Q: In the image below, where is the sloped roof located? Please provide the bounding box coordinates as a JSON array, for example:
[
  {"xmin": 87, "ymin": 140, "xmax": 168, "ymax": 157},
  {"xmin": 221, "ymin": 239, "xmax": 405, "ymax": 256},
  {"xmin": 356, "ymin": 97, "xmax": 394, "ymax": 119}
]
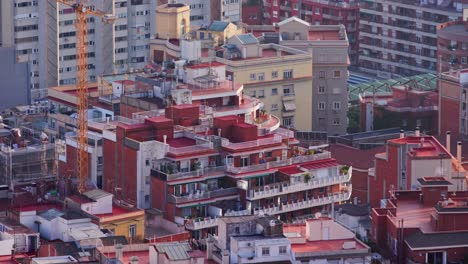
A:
[
  {"xmin": 83, "ymin": 189, "xmax": 113, "ymax": 201},
  {"xmin": 208, "ymin": 21, "xmax": 230, "ymax": 32},
  {"xmin": 155, "ymin": 242, "xmax": 192, "ymax": 260},
  {"xmin": 406, "ymin": 230, "xmax": 468, "ymax": 250},
  {"xmin": 236, "ymin": 33, "xmax": 258, "ymax": 45},
  {"xmin": 278, "ymin": 16, "xmax": 309, "ymax": 27}
]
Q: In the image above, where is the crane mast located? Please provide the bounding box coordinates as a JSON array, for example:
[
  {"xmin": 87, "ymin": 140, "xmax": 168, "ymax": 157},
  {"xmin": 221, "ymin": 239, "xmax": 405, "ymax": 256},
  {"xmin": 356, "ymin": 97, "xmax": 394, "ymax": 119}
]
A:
[{"xmin": 56, "ymin": 0, "xmax": 115, "ymax": 193}]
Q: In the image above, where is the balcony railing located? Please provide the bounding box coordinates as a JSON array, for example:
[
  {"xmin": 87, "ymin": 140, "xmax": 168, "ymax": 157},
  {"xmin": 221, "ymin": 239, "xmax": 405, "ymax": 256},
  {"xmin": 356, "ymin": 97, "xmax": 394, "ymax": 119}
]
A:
[
  {"xmin": 221, "ymin": 134, "xmax": 282, "ymax": 150},
  {"xmin": 167, "ymin": 187, "xmax": 238, "ymax": 203},
  {"xmin": 226, "ymin": 152, "xmax": 331, "ymax": 174},
  {"xmin": 157, "ymin": 166, "xmax": 226, "ymax": 181},
  {"xmin": 247, "ymin": 172, "xmax": 351, "ymax": 200},
  {"xmin": 253, "ymin": 188, "xmax": 352, "ymax": 215},
  {"xmin": 167, "ymin": 142, "xmax": 213, "ymax": 156},
  {"xmin": 185, "ymin": 209, "xmax": 251, "ymax": 230}
]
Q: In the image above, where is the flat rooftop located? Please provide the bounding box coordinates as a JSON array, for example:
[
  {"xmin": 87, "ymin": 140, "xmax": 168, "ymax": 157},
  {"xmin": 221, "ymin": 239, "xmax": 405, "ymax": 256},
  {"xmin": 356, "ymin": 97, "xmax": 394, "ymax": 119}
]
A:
[
  {"xmin": 308, "ymin": 30, "xmax": 341, "ymax": 41},
  {"xmin": 392, "ymin": 199, "xmax": 434, "ymax": 233},
  {"xmin": 390, "ymin": 136, "xmax": 451, "ymax": 158}
]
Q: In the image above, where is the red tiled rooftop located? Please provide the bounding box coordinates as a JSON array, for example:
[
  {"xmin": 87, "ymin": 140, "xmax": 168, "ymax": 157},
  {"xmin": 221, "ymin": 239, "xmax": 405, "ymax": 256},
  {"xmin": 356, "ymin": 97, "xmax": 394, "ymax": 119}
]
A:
[
  {"xmin": 166, "ymin": 137, "xmax": 196, "ymax": 148},
  {"xmin": 107, "ymin": 251, "xmax": 149, "ymax": 264},
  {"xmin": 308, "ymin": 30, "xmax": 341, "ymax": 41},
  {"xmin": 300, "ymin": 158, "xmax": 339, "ymax": 171},
  {"xmin": 390, "ymin": 136, "xmax": 451, "ymax": 158},
  {"xmin": 392, "ymin": 199, "xmax": 434, "ymax": 233},
  {"xmin": 94, "ymin": 205, "xmax": 139, "ymax": 219},
  {"xmin": 186, "ymin": 62, "xmax": 225, "ymax": 69},
  {"xmin": 14, "ymin": 203, "xmax": 61, "ymax": 213},
  {"xmin": 279, "ymin": 166, "xmax": 303, "ymax": 175},
  {"xmin": 290, "ymin": 238, "xmax": 367, "ymax": 253}
]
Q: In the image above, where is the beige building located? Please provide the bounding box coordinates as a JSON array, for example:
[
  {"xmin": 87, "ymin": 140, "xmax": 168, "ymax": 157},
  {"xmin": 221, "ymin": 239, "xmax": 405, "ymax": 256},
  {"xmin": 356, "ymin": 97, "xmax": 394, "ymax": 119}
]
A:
[
  {"xmin": 245, "ymin": 17, "xmax": 350, "ymax": 135},
  {"xmin": 216, "ymin": 33, "xmax": 314, "ymax": 130},
  {"xmin": 155, "ymin": 3, "xmax": 191, "ymax": 40}
]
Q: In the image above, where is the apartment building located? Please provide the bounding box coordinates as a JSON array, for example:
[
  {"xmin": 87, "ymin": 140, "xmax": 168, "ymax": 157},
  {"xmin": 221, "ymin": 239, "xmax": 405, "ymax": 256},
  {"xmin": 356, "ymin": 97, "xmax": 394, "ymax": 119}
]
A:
[
  {"xmin": 245, "ymin": 17, "xmax": 350, "ymax": 134},
  {"xmin": 359, "ymin": 0, "xmax": 467, "ymax": 78},
  {"xmin": 216, "ymin": 33, "xmax": 314, "ymax": 131},
  {"xmin": 368, "ymin": 132, "xmax": 466, "ymax": 208},
  {"xmin": 263, "ymin": 0, "xmax": 359, "ymax": 65},
  {"xmin": 437, "ymin": 20, "xmax": 468, "ymax": 73},
  {"xmin": 439, "ymin": 69, "xmax": 468, "ymax": 140},
  {"xmin": 0, "ymin": 0, "xmax": 156, "ymax": 100},
  {"xmin": 173, "ymin": 0, "xmax": 241, "ymax": 27},
  {"xmin": 372, "ymin": 183, "xmax": 468, "ymax": 263}
]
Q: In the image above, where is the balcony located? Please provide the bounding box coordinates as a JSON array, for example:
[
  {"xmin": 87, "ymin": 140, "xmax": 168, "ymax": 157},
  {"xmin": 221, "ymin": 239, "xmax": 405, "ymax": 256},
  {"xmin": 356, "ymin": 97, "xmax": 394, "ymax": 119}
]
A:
[
  {"xmin": 253, "ymin": 187, "xmax": 352, "ymax": 215},
  {"xmin": 226, "ymin": 152, "xmax": 331, "ymax": 174},
  {"xmin": 185, "ymin": 209, "xmax": 251, "ymax": 230},
  {"xmin": 247, "ymin": 171, "xmax": 352, "ymax": 200},
  {"xmin": 154, "ymin": 166, "xmax": 226, "ymax": 182},
  {"xmin": 167, "ymin": 142, "xmax": 214, "ymax": 156},
  {"xmin": 256, "ymin": 114, "xmax": 281, "ymax": 136},
  {"xmin": 221, "ymin": 134, "xmax": 283, "ymax": 151},
  {"xmin": 167, "ymin": 187, "xmax": 239, "ymax": 204}
]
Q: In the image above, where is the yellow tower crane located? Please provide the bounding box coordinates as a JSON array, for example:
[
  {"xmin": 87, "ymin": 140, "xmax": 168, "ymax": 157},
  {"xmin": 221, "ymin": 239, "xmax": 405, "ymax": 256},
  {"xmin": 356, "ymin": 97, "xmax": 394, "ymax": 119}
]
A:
[{"xmin": 56, "ymin": 0, "xmax": 115, "ymax": 193}]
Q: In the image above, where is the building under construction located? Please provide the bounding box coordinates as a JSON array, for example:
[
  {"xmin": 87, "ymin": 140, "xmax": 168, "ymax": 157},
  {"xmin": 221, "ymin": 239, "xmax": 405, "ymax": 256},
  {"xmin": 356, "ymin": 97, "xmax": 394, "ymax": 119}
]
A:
[{"xmin": 0, "ymin": 120, "xmax": 57, "ymax": 188}]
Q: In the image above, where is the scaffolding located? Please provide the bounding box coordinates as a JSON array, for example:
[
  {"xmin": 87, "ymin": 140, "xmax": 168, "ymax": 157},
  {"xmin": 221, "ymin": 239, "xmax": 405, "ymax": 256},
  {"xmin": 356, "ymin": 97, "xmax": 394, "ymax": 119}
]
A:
[{"xmin": 0, "ymin": 142, "xmax": 56, "ymax": 187}]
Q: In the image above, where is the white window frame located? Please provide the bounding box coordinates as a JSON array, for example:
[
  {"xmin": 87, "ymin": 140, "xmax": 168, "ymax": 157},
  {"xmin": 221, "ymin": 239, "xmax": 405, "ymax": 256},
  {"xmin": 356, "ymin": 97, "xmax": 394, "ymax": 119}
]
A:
[
  {"xmin": 250, "ymin": 73, "xmax": 256, "ymax": 81},
  {"xmin": 318, "ymin": 102, "xmax": 326, "ymax": 110}
]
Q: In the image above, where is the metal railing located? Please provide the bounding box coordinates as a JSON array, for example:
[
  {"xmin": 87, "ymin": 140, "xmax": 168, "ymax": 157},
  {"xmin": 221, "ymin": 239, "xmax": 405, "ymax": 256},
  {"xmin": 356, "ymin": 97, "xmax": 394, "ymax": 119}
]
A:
[
  {"xmin": 254, "ymin": 187, "xmax": 352, "ymax": 216},
  {"xmin": 167, "ymin": 187, "xmax": 238, "ymax": 203},
  {"xmin": 221, "ymin": 134, "xmax": 282, "ymax": 150},
  {"xmin": 248, "ymin": 172, "xmax": 351, "ymax": 200},
  {"xmin": 167, "ymin": 142, "xmax": 213, "ymax": 156},
  {"xmin": 162, "ymin": 166, "xmax": 226, "ymax": 181},
  {"xmin": 185, "ymin": 209, "xmax": 251, "ymax": 230},
  {"xmin": 226, "ymin": 152, "xmax": 331, "ymax": 174}
]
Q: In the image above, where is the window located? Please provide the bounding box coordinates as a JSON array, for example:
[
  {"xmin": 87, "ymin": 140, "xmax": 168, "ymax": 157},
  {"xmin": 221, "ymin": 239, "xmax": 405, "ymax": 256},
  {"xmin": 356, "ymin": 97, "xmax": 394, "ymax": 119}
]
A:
[
  {"xmin": 129, "ymin": 224, "xmax": 136, "ymax": 239},
  {"xmin": 426, "ymin": 252, "xmax": 444, "ymax": 264},
  {"xmin": 272, "ymin": 88, "xmax": 278, "ymax": 95},
  {"xmin": 333, "ymin": 118, "xmax": 340, "ymax": 125},
  {"xmin": 319, "ymin": 71, "xmax": 326, "ymax": 78},
  {"xmin": 235, "ymin": 227, "xmax": 240, "ymax": 234},
  {"xmin": 318, "ymin": 102, "xmax": 326, "ymax": 110},
  {"xmin": 272, "ymin": 71, "xmax": 278, "ymax": 78},
  {"xmin": 273, "ymin": 10, "xmax": 278, "ymax": 17},
  {"xmin": 251, "ymin": 90, "xmax": 256, "ymax": 97},
  {"xmin": 334, "ymin": 71, "xmax": 341, "ymax": 78},
  {"xmin": 262, "ymin": 247, "xmax": 270, "ymax": 256},
  {"xmin": 283, "ymin": 70, "xmax": 293, "ymax": 79},
  {"xmin": 416, "ymin": 119, "xmax": 421, "ymax": 126},
  {"xmin": 283, "ymin": 85, "xmax": 294, "ymax": 96},
  {"xmin": 265, "ymin": 151, "xmax": 272, "ymax": 157},
  {"xmin": 318, "ymin": 86, "xmax": 325, "ymax": 93},
  {"xmin": 258, "ymin": 89, "xmax": 265, "ymax": 98},
  {"xmin": 279, "ymin": 246, "xmax": 287, "ymax": 255},
  {"xmin": 462, "ymin": 57, "xmax": 467, "ymax": 64},
  {"xmin": 258, "ymin": 72, "xmax": 265, "ymax": 81},
  {"xmin": 273, "ymin": 0, "xmax": 277, "ymax": 5},
  {"xmin": 250, "ymin": 73, "xmax": 256, "ymax": 81},
  {"xmin": 271, "ymin": 104, "xmax": 278, "ymax": 111},
  {"xmin": 283, "ymin": 117, "xmax": 294, "ymax": 127},
  {"xmin": 333, "ymin": 102, "xmax": 341, "ymax": 110}
]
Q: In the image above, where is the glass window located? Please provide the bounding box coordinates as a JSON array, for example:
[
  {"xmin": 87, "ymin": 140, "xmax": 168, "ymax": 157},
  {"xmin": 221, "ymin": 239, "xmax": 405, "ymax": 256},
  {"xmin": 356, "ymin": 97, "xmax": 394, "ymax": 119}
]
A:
[
  {"xmin": 283, "ymin": 70, "xmax": 293, "ymax": 79},
  {"xmin": 272, "ymin": 71, "xmax": 278, "ymax": 78},
  {"xmin": 283, "ymin": 85, "xmax": 294, "ymax": 96},
  {"xmin": 319, "ymin": 71, "xmax": 326, "ymax": 78},
  {"xmin": 333, "ymin": 118, "xmax": 340, "ymax": 125},
  {"xmin": 250, "ymin": 73, "xmax": 256, "ymax": 81},
  {"xmin": 271, "ymin": 104, "xmax": 278, "ymax": 111},
  {"xmin": 262, "ymin": 247, "xmax": 270, "ymax": 256},
  {"xmin": 318, "ymin": 86, "xmax": 325, "ymax": 93},
  {"xmin": 129, "ymin": 224, "xmax": 136, "ymax": 239},
  {"xmin": 333, "ymin": 102, "xmax": 341, "ymax": 110},
  {"xmin": 258, "ymin": 90, "xmax": 265, "ymax": 98},
  {"xmin": 272, "ymin": 88, "xmax": 278, "ymax": 95},
  {"xmin": 318, "ymin": 102, "xmax": 326, "ymax": 110},
  {"xmin": 282, "ymin": 117, "xmax": 294, "ymax": 127},
  {"xmin": 258, "ymin": 72, "xmax": 265, "ymax": 81},
  {"xmin": 334, "ymin": 70, "xmax": 341, "ymax": 78},
  {"xmin": 279, "ymin": 246, "xmax": 287, "ymax": 255}
]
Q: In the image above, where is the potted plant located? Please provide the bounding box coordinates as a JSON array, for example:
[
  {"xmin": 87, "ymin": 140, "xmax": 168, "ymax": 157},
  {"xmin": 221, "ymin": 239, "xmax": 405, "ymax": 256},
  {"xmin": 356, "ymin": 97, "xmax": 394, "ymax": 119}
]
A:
[
  {"xmin": 166, "ymin": 163, "xmax": 174, "ymax": 174},
  {"xmin": 340, "ymin": 165, "xmax": 350, "ymax": 175},
  {"xmin": 304, "ymin": 173, "xmax": 311, "ymax": 183},
  {"xmin": 192, "ymin": 160, "xmax": 201, "ymax": 171}
]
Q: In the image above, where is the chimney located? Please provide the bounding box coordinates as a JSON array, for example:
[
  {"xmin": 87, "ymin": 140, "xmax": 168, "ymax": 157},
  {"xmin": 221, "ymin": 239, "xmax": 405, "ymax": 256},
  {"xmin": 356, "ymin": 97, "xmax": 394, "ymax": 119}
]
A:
[
  {"xmin": 218, "ymin": 128, "xmax": 222, "ymax": 137},
  {"xmin": 400, "ymin": 129, "xmax": 405, "ymax": 138},
  {"xmin": 163, "ymin": 135, "xmax": 167, "ymax": 144},
  {"xmin": 415, "ymin": 127, "xmax": 420, "ymax": 137},
  {"xmin": 115, "ymin": 244, "xmax": 123, "ymax": 260},
  {"xmin": 446, "ymin": 131, "xmax": 451, "ymax": 153},
  {"xmin": 457, "ymin": 141, "xmax": 462, "ymax": 163}
]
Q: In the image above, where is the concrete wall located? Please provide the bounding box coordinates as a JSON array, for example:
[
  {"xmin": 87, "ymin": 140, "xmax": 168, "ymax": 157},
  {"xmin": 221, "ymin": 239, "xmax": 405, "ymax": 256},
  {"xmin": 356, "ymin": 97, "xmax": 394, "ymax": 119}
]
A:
[{"xmin": 0, "ymin": 47, "xmax": 30, "ymax": 110}]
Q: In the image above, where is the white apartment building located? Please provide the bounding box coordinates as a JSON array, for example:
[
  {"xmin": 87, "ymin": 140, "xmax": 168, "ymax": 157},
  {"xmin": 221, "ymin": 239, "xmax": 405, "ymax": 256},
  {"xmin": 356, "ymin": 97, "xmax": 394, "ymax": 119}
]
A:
[
  {"xmin": 0, "ymin": 0, "xmax": 156, "ymax": 100},
  {"xmin": 359, "ymin": 0, "xmax": 467, "ymax": 78},
  {"xmin": 176, "ymin": 0, "xmax": 241, "ymax": 27}
]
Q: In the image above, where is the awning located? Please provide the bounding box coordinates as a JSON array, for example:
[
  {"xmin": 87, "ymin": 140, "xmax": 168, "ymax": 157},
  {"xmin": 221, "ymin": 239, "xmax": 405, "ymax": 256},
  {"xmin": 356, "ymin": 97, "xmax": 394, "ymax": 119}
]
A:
[{"xmin": 283, "ymin": 101, "xmax": 296, "ymax": 111}]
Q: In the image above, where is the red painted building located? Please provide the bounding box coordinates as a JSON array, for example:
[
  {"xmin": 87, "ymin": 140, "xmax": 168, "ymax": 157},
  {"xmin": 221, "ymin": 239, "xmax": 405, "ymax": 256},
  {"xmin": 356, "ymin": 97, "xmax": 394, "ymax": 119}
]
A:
[
  {"xmin": 262, "ymin": 0, "xmax": 359, "ymax": 64},
  {"xmin": 359, "ymin": 85, "xmax": 438, "ymax": 134},
  {"xmin": 372, "ymin": 178, "xmax": 468, "ymax": 263},
  {"xmin": 369, "ymin": 133, "xmax": 466, "ymax": 208}
]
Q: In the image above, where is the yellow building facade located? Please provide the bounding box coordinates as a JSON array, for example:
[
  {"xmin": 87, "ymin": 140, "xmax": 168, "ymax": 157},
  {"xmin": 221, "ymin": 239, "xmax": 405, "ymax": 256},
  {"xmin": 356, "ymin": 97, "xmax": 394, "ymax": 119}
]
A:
[{"xmin": 96, "ymin": 207, "xmax": 145, "ymax": 242}]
